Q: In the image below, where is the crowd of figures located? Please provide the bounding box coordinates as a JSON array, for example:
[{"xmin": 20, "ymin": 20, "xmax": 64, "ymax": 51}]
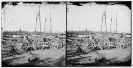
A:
[
  {"xmin": 2, "ymin": 34, "xmax": 66, "ymax": 57},
  {"xmin": 67, "ymin": 33, "xmax": 131, "ymax": 53}
]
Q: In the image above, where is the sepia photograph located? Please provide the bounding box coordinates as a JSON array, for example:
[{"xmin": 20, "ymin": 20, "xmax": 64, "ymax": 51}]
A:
[
  {"xmin": 1, "ymin": 1, "xmax": 132, "ymax": 67},
  {"xmin": 1, "ymin": 2, "xmax": 66, "ymax": 67},
  {"xmin": 66, "ymin": 2, "xmax": 131, "ymax": 66}
]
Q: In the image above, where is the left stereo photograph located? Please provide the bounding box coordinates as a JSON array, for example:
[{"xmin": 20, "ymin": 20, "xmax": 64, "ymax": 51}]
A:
[{"xmin": 1, "ymin": 2, "xmax": 66, "ymax": 67}]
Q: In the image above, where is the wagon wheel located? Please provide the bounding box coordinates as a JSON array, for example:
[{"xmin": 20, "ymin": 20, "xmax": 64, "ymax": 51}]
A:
[
  {"xmin": 115, "ymin": 40, "xmax": 126, "ymax": 49},
  {"xmin": 120, "ymin": 42, "xmax": 126, "ymax": 49},
  {"xmin": 21, "ymin": 43, "xmax": 29, "ymax": 50},
  {"xmin": 57, "ymin": 41, "xmax": 63, "ymax": 49},
  {"xmin": 53, "ymin": 42, "xmax": 58, "ymax": 49},
  {"xmin": 81, "ymin": 44, "xmax": 88, "ymax": 53},
  {"xmin": 88, "ymin": 39, "xmax": 96, "ymax": 49},
  {"xmin": 123, "ymin": 38, "xmax": 131, "ymax": 48},
  {"xmin": 88, "ymin": 42, "xmax": 96, "ymax": 50},
  {"xmin": 50, "ymin": 43, "xmax": 53, "ymax": 49},
  {"xmin": 58, "ymin": 42, "xmax": 63, "ymax": 49},
  {"xmin": 31, "ymin": 41, "xmax": 37, "ymax": 50},
  {"xmin": 36, "ymin": 40, "xmax": 44, "ymax": 50},
  {"xmin": 72, "ymin": 44, "xmax": 77, "ymax": 50},
  {"xmin": 60, "ymin": 41, "xmax": 64, "ymax": 48},
  {"xmin": 104, "ymin": 42, "xmax": 111, "ymax": 50},
  {"xmin": 55, "ymin": 42, "xmax": 60, "ymax": 49},
  {"xmin": 115, "ymin": 40, "xmax": 120, "ymax": 48},
  {"xmin": 50, "ymin": 42, "xmax": 58, "ymax": 49},
  {"xmin": 81, "ymin": 42, "xmax": 96, "ymax": 53},
  {"xmin": 37, "ymin": 41, "xmax": 44, "ymax": 50},
  {"xmin": 96, "ymin": 39, "xmax": 104, "ymax": 50},
  {"xmin": 100, "ymin": 38, "xmax": 110, "ymax": 50},
  {"xmin": 126, "ymin": 40, "xmax": 131, "ymax": 48},
  {"xmin": 41, "ymin": 43, "xmax": 50, "ymax": 50}
]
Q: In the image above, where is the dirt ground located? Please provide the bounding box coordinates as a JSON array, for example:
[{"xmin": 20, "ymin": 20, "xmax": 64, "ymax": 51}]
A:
[
  {"xmin": 2, "ymin": 32, "xmax": 66, "ymax": 67},
  {"xmin": 67, "ymin": 47, "xmax": 131, "ymax": 66},
  {"xmin": 2, "ymin": 47, "xmax": 66, "ymax": 67}
]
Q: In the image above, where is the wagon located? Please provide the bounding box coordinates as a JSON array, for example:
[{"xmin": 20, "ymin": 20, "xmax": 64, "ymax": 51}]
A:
[{"xmin": 76, "ymin": 38, "xmax": 96, "ymax": 53}]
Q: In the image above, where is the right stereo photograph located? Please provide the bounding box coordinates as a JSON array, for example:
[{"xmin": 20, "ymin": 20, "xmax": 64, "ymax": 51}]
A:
[{"xmin": 66, "ymin": 2, "xmax": 131, "ymax": 66}]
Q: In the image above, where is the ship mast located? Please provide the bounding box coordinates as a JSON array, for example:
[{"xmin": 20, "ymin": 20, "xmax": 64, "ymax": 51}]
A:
[
  {"xmin": 44, "ymin": 8, "xmax": 47, "ymax": 33},
  {"xmin": 105, "ymin": 6, "xmax": 107, "ymax": 32},
  {"xmin": 110, "ymin": 10, "xmax": 112, "ymax": 32},
  {"xmin": 49, "ymin": 7, "xmax": 52, "ymax": 33},
  {"xmin": 39, "ymin": 6, "xmax": 41, "ymax": 32},
  {"xmin": 116, "ymin": 10, "xmax": 117, "ymax": 33},
  {"xmin": 35, "ymin": 5, "xmax": 41, "ymax": 32},
  {"xmin": 35, "ymin": 8, "xmax": 37, "ymax": 32},
  {"xmin": 101, "ymin": 9, "xmax": 103, "ymax": 32}
]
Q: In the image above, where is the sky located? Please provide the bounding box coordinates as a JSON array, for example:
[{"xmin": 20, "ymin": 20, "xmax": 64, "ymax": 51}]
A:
[
  {"xmin": 1, "ymin": 3, "xmax": 131, "ymax": 33},
  {"xmin": 67, "ymin": 4, "xmax": 131, "ymax": 33},
  {"xmin": 2, "ymin": 3, "xmax": 66, "ymax": 33}
]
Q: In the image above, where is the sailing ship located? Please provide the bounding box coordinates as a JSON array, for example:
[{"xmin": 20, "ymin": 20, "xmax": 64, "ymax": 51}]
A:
[
  {"xmin": 101, "ymin": 5, "xmax": 117, "ymax": 33},
  {"xmin": 35, "ymin": 5, "xmax": 52, "ymax": 34}
]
